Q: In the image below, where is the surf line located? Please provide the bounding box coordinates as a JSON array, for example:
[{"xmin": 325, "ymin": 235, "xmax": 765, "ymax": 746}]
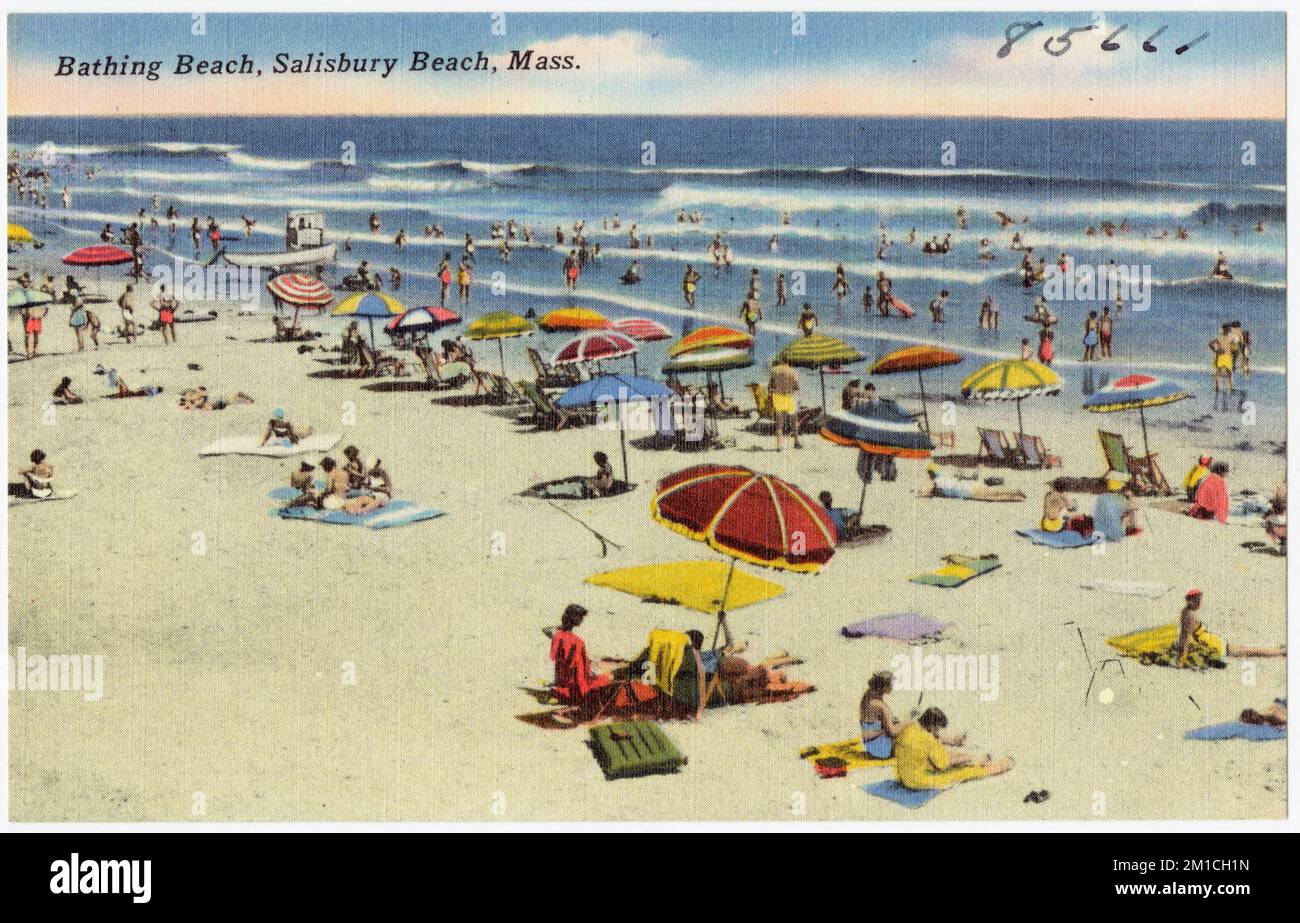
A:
[{"xmin": 272, "ymin": 53, "xmax": 400, "ymax": 79}]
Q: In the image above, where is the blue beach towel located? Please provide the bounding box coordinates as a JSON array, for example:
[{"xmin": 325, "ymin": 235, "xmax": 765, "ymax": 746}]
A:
[
  {"xmin": 268, "ymin": 488, "xmax": 444, "ymax": 530},
  {"xmin": 1184, "ymin": 721, "xmax": 1286, "ymax": 742},
  {"xmin": 860, "ymin": 778, "xmax": 944, "ymax": 808},
  {"xmin": 1016, "ymin": 528, "xmax": 1099, "ymax": 549}
]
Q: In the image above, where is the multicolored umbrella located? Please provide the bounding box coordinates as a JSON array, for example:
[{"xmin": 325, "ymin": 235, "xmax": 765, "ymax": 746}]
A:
[
  {"xmin": 868, "ymin": 344, "xmax": 964, "ymax": 432},
  {"xmin": 266, "ymin": 273, "xmax": 333, "ymax": 327},
  {"xmin": 538, "ymin": 306, "xmax": 610, "ymax": 332},
  {"xmin": 651, "ymin": 463, "xmax": 837, "ymax": 645},
  {"xmin": 8, "ymin": 287, "xmax": 53, "ymax": 310},
  {"xmin": 332, "ymin": 290, "xmax": 405, "ymax": 346},
  {"xmin": 386, "ymin": 306, "xmax": 461, "ymax": 335},
  {"xmin": 466, "ymin": 310, "xmax": 535, "ymax": 375},
  {"xmin": 961, "ymin": 358, "xmax": 1061, "ymax": 437},
  {"xmin": 821, "ymin": 398, "xmax": 935, "ymax": 514},
  {"xmin": 552, "ymin": 330, "xmax": 638, "ymax": 367},
  {"xmin": 775, "ymin": 334, "xmax": 866, "ymax": 409},
  {"xmin": 63, "ymin": 244, "xmax": 133, "ymax": 266},
  {"xmin": 557, "ymin": 374, "xmax": 672, "ymax": 481},
  {"xmin": 668, "ymin": 325, "xmax": 753, "ymax": 357},
  {"xmin": 1083, "ymin": 373, "xmax": 1192, "ymax": 460},
  {"xmin": 613, "ymin": 317, "xmax": 672, "ymax": 342},
  {"xmin": 662, "ymin": 347, "xmax": 754, "ymax": 375},
  {"xmin": 8, "ymin": 223, "xmax": 35, "ymax": 244}
]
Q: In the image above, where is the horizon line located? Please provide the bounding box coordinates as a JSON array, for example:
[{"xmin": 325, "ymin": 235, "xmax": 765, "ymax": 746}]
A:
[{"xmin": 8, "ymin": 113, "xmax": 1288, "ymax": 122}]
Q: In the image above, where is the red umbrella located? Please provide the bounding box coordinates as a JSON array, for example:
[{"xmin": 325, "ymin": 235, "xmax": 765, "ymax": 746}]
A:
[
  {"xmin": 63, "ymin": 245, "xmax": 133, "ymax": 267},
  {"xmin": 651, "ymin": 464, "xmax": 837, "ymax": 647},
  {"xmin": 614, "ymin": 317, "xmax": 672, "ymax": 342},
  {"xmin": 266, "ymin": 273, "xmax": 333, "ymax": 326},
  {"xmin": 552, "ymin": 330, "xmax": 638, "ymax": 370}
]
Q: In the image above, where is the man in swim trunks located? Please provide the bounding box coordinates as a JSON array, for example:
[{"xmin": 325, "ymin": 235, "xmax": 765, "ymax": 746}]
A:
[
  {"xmin": 153, "ymin": 284, "xmax": 178, "ymax": 344},
  {"xmin": 768, "ymin": 358, "xmax": 801, "ymax": 450}
]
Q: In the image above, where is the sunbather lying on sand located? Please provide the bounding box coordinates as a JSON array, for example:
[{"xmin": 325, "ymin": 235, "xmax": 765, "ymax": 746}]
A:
[
  {"xmin": 106, "ymin": 369, "xmax": 161, "ymax": 398},
  {"xmin": 179, "ymin": 387, "xmax": 254, "ymax": 411},
  {"xmin": 894, "ymin": 707, "xmax": 1013, "ymax": 791},
  {"xmin": 1240, "ymin": 698, "xmax": 1287, "ymax": 728},
  {"xmin": 917, "ymin": 465, "xmax": 1025, "ymax": 502},
  {"xmin": 261, "ymin": 408, "xmax": 312, "ymax": 446}
]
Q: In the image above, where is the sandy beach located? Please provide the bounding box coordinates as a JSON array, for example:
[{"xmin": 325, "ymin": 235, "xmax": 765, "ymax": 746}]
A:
[{"xmin": 7, "ymin": 268, "xmax": 1286, "ymax": 822}]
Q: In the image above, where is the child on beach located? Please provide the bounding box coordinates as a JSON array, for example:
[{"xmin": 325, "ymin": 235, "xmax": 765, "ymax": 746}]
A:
[{"xmin": 11, "ymin": 449, "xmax": 54, "ymax": 500}]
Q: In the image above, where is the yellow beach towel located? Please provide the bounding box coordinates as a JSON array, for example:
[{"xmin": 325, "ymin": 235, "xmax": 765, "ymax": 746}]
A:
[
  {"xmin": 1107, "ymin": 622, "xmax": 1226, "ymax": 668},
  {"xmin": 799, "ymin": 739, "xmax": 895, "ymax": 773},
  {"xmin": 646, "ymin": 629, "xmax": 689, "ymax": 696}
]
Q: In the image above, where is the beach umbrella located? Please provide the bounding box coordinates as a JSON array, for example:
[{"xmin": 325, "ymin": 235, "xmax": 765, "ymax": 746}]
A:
[
  {"xmin": 552, "ymin": 330, "xmax": 638, "ymax": 370},
  {"xmin": 775, "ymin": 333, "xmax": 866, "ymax": 410},
  {"xmin": 386, "ymin": 306, "xmax": 461, "ymax": 336},
  {"xmin": 587, "ymin": 561, "xmax": 784, "ymax": 614},
  {"xmin": 668, "ymin": 324, "xmax": 753, "ymax": 357},
  {"xmin": 63, "ymin": 243, "xmax": 135, "ymax": 292},
  {"xmin": 651, "ymin": 464, "xmax": 837, "ymax": 648},
  {"xmin": 662, "ymin": 347, "xmax": 755, "ymax": 375},
  {"xmin": 333, "ymin": 290, "xmax": 405, "ymax": 346},
  {"xmin": 868, "ymin": 344, "xmax": 964, "ymax": 432},
  {"xmin": 1082, "ymin": 373, "xmax": 1192, "ymax": 461},
  {"xmin": 821, "ymin": 399, "xmax": 936, "ymax": 514},
  {"xmin": 8, "ymin": 287, "xmax": 53, "ymax": 310},
  {"xmin": 265, "ymin": 273, "xmax": 333, "ymax": 327},
  {"xmin": 466, "ymin": 309, "xmax": 535, "ymax": 375},
  {"xmin": 8, "ymin": 223, "xmax": 35, "ymax": 245},
  {"xmin": 613, "ymin": 317, "xmax": 672, "ymax": 342},
  {"xmin": 960, "ymin": 358, "xmax": 1061, "ymax": 438},
  {"xmin": 538, "ymin": 306, "xmax": 610, "ymax": 332},
  {"xmin": 556, "ymin": 373, "xmax": 672, "ymax": 481}
]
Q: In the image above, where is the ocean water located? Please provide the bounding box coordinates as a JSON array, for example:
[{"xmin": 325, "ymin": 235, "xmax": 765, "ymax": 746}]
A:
[{"xmin": 7, "ymin": 115, "xmax": 1287, "ymax": 428}]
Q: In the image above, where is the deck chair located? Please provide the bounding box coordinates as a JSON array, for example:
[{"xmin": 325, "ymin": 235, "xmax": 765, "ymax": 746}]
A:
[
  {"xmin": 517, "ymin": 379, "xmax": 590, "ymax": 430},
  {"xmin": 1016, "ymin": 432, "xmax": 1062, "ymax": 469},
  {"xmin": 977, "ymin": 427, "xmax": 1022, "ymax": 466},
  {"xmin": 1098, "ymin": 430, "xmax": 1172, "ymax": 496},
  {"xmin": 748, "ymin": 382, "xmax": 822, "ymax": 433},
  {"xmin": 527, "ymin": 347, "xmax": 581, "ymax": 390}
]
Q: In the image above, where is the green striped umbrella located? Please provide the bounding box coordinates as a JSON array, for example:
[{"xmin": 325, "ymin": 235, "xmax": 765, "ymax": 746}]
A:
[{"xmin": 775, "ymin": 334, "xmax": 866, "ymax": 409}]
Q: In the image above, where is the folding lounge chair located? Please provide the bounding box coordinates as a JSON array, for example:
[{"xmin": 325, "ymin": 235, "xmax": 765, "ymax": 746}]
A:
[
  {"xmin": 1097, "ymin": 430, "xmax": 1171, "ymax": 496},
  {"xmin": 748, "ymin": 382, "xmax": 823, "ymax": 434},
  {"xmin": 977, "ymin": 427, "xmax": 1022, "ymax": 466},
  {"xmin": 1017, "ymin": 432, "xmax": 1061, "ymax": 469},
  {"xmin": 527, "ymin": 347, "xmax": 581, "ymax": 391},
  {"xmin": 517, "ymin": 379, "xmax": 590, "ymax": 430}
]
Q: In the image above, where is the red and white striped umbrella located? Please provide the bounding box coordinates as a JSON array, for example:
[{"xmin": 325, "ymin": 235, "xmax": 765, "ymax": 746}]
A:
[
  {"xmin": 613, "ymin": 317, "xmax": 672, "ymax": 342},
  {"xmin": 265, "ymin": 273, "xmax": 333, "ymax": 306},
  {"xmin": 552, "ymin": 330, "xmax": 639, "ymax": 366}
]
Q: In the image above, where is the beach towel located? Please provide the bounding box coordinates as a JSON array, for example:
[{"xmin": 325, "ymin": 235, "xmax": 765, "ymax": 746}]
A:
[
  {"xmin": 800, "ymin": 739, "xmax": 895, "ymax": 777},
  {"xmin": 589, "ymin": 721, "xmax": 686, "ymax": 780},
  {"xmin": 909, "ymin": 554, "xmax": 1001, "ymax": 588},
  {"xmin": 1078, "ymin": 579, "xmax": 1169, "ymax": 599},
  {"xmin": 1016, "ymin": 528, "xmax": 1100, "ymax": 549},
  {"xmin": 1185, "ymin": 721, "xmax": 1286, "ymax": 742},
  {"xmin": 646, "ymin": 629, "xmax": 689, "ymax": 696},
  {"xmin": 8, "ymin": 489, "xmax": 77, "ymax": 507},
  {"xmin": 1107, "ymin": 622, "xmax": 1226, "ymax": 670},
  {"xmin": 200, "ymin": 433, "xmax": 341, "ymax": 457},
  {"xmin": 860, "ymin": 778, "xmax": 944, "ymax": 809},
  {"xmin": 841, "ymin": 613, "xmax": 950, "ymax": 642},
  {"xmin": 273, "ymin": 499, "xmax": 444, "ymax": 530}
]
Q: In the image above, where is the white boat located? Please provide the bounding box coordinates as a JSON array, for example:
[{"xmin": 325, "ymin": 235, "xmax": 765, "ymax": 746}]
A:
[
  {"xmin": 220, "ymin": 210, "xmax": 336, "ymax": 269},
  {"xmin": 221, "ymin": 241, "xmax": 337, "ymax": 269}
]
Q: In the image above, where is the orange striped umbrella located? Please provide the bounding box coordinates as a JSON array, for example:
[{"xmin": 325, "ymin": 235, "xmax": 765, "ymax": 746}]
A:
[
  {"xmin": 668, "ymin": 325, "xmax": 753, "ymax": 357},
  {"xmin": 867, "ymin": 344, "xmax": 963, "ymax": 432},
  {"xmin": 538, "ymin": 306, "xmax": 610, "ymax": 332}
]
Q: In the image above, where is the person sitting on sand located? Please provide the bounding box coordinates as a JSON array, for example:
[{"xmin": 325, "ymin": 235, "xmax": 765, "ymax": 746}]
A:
[
  {"xmin": 261, "ymin": 408, "xmax": 310, "ymax": 446},
  {"xmin": 342, "ymin": 446, "xmax": 366, "ymax": 490},
  {"xmin": 1184, "ymin": 455, "xmax": 1212, "ymax": 501},
  {"xmin": 1040, "ymin": 487, "xmax": 1079, "ymax": 532},
  {"xmin": 1175, "ymin": 589, "xmax": 1286, "ymax": 669},
  {"xmin": 1093, "ymin": 485, "xmax": 1139, "ymax": 541},
  {"xmin": 52, "ymin": 376, "xmax": 82, "ymax": 405},
  {"xmin": 894, "ymin": 708, "xmax": 1013, "ymax": 791},
  {"xmin": 1188, "ymin": 460, "xmax": 1230, "ymax": 524},
  {"xmin": 317, "ymin": 457, "xmax": 351, "ymax": 511},
  {"xmin": 365, "ymin": 457, "xmax": 392, "ymax": 503},
  {"xmin": 1264, "ymin": 479, "xmax": 1287, "ymax": 550},
  {"xmin": 918, "ymin": 464, "xmax": 1025, "ymax": 502},
  {"xmin": 548, "ymin": 604, "xmax": 613, "ymax": 705},
  {"xmin": 12, "ymin": 449, "xmax": 54, "ymax": 499},
  {"xmin": 283, "ymin": 462, "xmax": 319, "ymax": 509},
  {"xmin": 859, "ymin": 671, "xmax": 910, "ymax": 759},
  {"xmin": 584, "ymin": 451, "xmax": 615, "ymax": 497},
  {"xmin": 818, "ymin": 490, "xmax": 863, "ymax": 542}
]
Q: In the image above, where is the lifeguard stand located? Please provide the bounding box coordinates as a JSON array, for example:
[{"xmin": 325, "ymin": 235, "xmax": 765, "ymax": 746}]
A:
[{"xmin": 285, "ymin": 211, "xmax": 325, "ymax": 250}]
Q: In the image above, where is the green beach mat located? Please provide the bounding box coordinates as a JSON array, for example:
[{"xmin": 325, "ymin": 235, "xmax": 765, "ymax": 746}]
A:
[
  {"xmin": 909, "ymin": 554, "xmax": 1002, "ymax": 589},
  {"xmin": 589, "ymin": 721, "xmax": 687, "ymax": 780}
]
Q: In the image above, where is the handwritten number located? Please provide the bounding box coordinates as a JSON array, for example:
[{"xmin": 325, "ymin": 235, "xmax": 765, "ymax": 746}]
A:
[
  {"xmin": 1142, "ymin": 25, "xmax": 1167, "ymax": 53},
  {"xmin": 1100, "ymin": 25, "xmax": 1127, "ymax": 51},
  {"xmin": 1176, "ymin": 32, "xmax": 1209, "ymax": 55},
  {"xmin": 1044, "ymin": 24, "xmax": 1097, "ymax": 58},
  {"xmin": 997, "ymin": 21, "xmax": 1043, "ymax": 58}
]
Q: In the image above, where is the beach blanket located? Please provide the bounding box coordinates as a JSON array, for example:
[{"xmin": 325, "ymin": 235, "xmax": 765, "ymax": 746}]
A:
[
  {"xmin": 800, "ymin": 739, "xmax": 894, "ymax": 777},
  {"xmin": 1078, "ymin": 578, "xmax": 1169, "ymax": 599},
  {"xmin": 860, "ymin": 778, "xmax": 944, "ymax": 808},
  {"xmin": 8, "ymin": 489, "xmax": 77, "ymax": 507},
  {"xmin": 1107, "ymin": 622, "xmax": 1226, "ymax": 670},
  {"xmin": 1016, "ymin": 528, "xmax": 1100, "ymax": 549},
  {"xmin": 1185, "ymin": 721, "xmax": 1286, "ymax": 742},
  {"xmin": 273, "ymin": 498, "xmax": 444, "ymax": 530},
  {"xmin": 909, "ymin": 554, "xmax": 1001, "ymax": 588},
  {"xmin": 841, "ymin": 613, "xmax": 949, "ymax": 642},
  {"xmin": 200, "ymin": 433, "xmax": 341, "ymax": 457},
  {"xmin": 521, "ymin": 476, "xmax": 634, "ymax": 500}
]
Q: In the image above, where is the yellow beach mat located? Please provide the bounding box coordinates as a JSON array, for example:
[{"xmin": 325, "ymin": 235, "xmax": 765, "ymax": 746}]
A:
[
  {"xmin": 587, "ymin": 560, "xmax": 784, "ymax": 614},
  {"xmin": 1107, "ymin": 622, "xmax": 1226, "ymax": 669},
  {"xmin": 799, "ymin": 739, "xmax": 895, "ymax": 775}
]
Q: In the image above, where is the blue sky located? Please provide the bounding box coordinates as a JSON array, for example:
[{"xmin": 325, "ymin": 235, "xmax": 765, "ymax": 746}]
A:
[{"xmin": 8, "ymin": 11, "xmax": 1286, "ymax": 118}]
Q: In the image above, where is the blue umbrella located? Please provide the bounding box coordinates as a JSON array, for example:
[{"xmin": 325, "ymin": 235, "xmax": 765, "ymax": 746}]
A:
[
  {"xmin": 557, "ymin": 374, "xmax": 672, "ymax": 481},
  {"xmin": 821, "ymin": 398, "xmax": 935, "ymax": 514}
]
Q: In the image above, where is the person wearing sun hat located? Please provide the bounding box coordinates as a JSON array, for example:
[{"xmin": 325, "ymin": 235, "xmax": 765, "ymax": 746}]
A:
[{"xmin": 260, "ymin": 407, "xmax": 311, "ymax": 447}]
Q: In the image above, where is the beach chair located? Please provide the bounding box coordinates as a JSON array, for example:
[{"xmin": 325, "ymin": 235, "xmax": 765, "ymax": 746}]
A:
[
  {"xmin": 517, "ymin": 379, "xmax": 591, "ymax": 430},
  {"xmin": 1098, "ymin": 430, "xmax": 1172, "ymax": 496},
  {"xmin": 527, "ymin": 347, "xmax": 581, "ymax": 390},
  {"xmin": 747, "ymin": 382, "xmax": 822, "ymax": 433},
  {"xmin": 977, "ymin": 427, "xmax": 1022, "ymax": 467},
  {"xmin": 1016, "ymin": 432, "xmax": 1062, "ymax": 469}
]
